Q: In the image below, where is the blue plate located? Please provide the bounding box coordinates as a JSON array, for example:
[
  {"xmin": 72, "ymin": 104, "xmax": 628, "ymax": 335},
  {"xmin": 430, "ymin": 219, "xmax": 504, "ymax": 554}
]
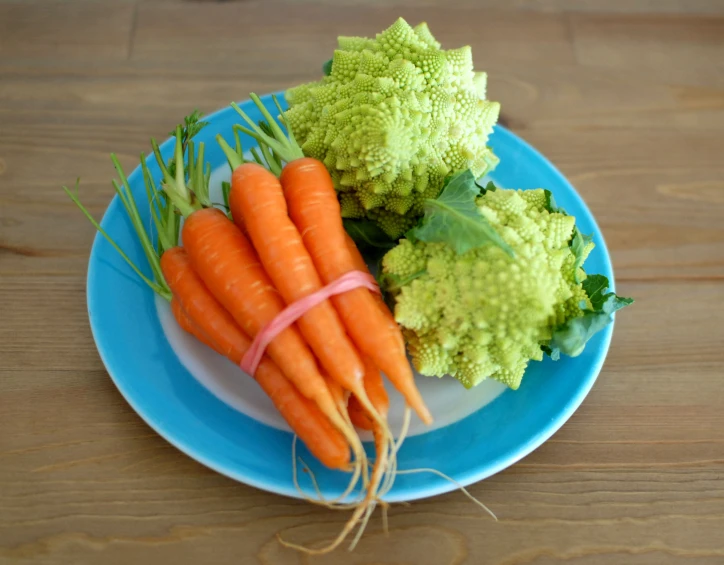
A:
[{"xmin": 87, "ymin": 93, "xmax": 616, "ymax": 502}]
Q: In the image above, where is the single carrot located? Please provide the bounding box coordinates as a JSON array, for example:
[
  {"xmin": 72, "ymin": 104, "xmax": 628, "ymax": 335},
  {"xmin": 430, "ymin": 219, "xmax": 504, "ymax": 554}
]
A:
[
  {"xmin": 344, "ymin": 357, "xmax": 392, "ymax": 547},
  {"xmin": 348, "ymin": 356, "xmax": 389, "ymax": 430},
  {"xmin": 226, "ymin": 161, "xmax": 366, "ymax": 396},
  {"xmin": 162, "ymin": 247, "xmax": 350, "ymax": 470},
  {"xmin": 171, "ymin": 298, "xmax": 217, "ymax": 350},
  {"xmin": 361, "ymin": 355, "xmax": 390, "ymax": 418},
  {"xmin": 325, "ymin": 373, "xmax": 348, "ymax": 413},
  {"xmin": 281, "ymin": 158, "xmax": 432, "ymax": 425},
  {"xmin": 347, "ymin": 395, "xmax": 372, "ymax": 431},
  {"xmin": 344, "ymin": 233, "xmax": 397, "ymax": 325}
]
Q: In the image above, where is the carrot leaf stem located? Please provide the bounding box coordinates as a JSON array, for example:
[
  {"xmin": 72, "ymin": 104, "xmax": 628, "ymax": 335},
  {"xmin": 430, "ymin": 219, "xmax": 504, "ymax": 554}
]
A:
[
  {"xmin": 216, "ymin": 134, "xmax": 244, "ymax": 171},
  {"xmin": 141, "ymin": 160, "xmax": 167, "ymax": 252},
  {"xmin": 204, "ymin": 162, "xmax": 211, "ymax": 195},
  {"xmin": 195, "ymin": 143, "xmax": 205, "ymax": 202},
  {"xmin": 110, "ymin": 176, "xmax": 165, "ymax": 289},
  {"xmin": 229, "ymin": 95, "xmax": 304, "ymax": 167},
  {"xmin": 141, "ymin": 155, "xmax": 178, "ymax": 255},
  {"xmin": 153, "ymin": 129, "xmax": 201, "ymax": 219},
  {"xmin": 196, "ymin": 143, "xmax": 209, "ymax": 206},
  {"xmin": 63, "ymin": 182, "xmax": 172, "ymax": 301},
  {"xmin": 230, "ymin": 101, "xmax": 302, "ymax": 164},
  {"xmin": 187, "ymin": 141, "xmax": 196, "ymax": 194},
  {"xmin": 249, "ymin": 146, "xmax": 265, "ymax": 167},
  {"xmin": 258, "ymin": 139, "xmax": 283, "ymax": 176},
  {"xmin": 151, "ymin": 138, "xmax": 171, "ymax": 180},
  {"xmin": 166, "ymin": 192, "xmax": 180, "ymax": 247},
  {"xmin": 221, "ymin": 181, "xmax": 232, "ymax": 215},
  {"xmin": 271, "ymin": 94, "xmax": 304, "ymax": 156},
  {"xmin": 173, "ymin": 126, "xmax": 187, "ymax": 197},
  {"xmin": 161, "ymin": 184, "xmax": 197, "ymax": 219},
  {"xmin": 233, "ymin": 128, "xmax": 243, "ymax": 156},
  {"xmin": 110, "ymin": 154, "xmax": 165, "ymax": 282}
]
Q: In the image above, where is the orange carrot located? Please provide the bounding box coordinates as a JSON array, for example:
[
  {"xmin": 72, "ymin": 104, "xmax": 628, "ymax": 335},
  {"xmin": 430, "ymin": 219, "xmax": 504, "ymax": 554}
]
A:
[
  {"xmin": 359, "ymin": 357, "xmax": 392, "ymax": 517},
  {"xmin": 361, "ymin": 356, "xmax": 390, "ymax": 418},
  {"xmin": 325, "ymin": 373, "xmax": 347, "ymax": 413},
  {"xmin": 344, "ymin": 233, "xmax": 397, "ymax": 325},
  {"xmin": 171, "ymin": 298, "xmax": 218, "ymax": 350},
  {"xmin": 347, "ymin": 395, "xmax": 373, "ymax": 431},
  {"xmin": 162, "ymin": 250, "xmax": 350, "ymax": 470},
  {"xmin": 280, "ymin": 158, "xmax": 432, "ymax": 425},
  {"xmin": 348, "ymin": 356, "xmax": 389, "ymax": 430},
  {"xmin": 228, "ymin": 162, "xmax": 366, "ymax": 396}
]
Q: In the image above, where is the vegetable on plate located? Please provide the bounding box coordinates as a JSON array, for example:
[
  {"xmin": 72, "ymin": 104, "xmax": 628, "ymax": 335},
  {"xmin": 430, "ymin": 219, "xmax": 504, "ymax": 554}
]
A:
[
  {"xmin": 284, "ymin": 17, "xmax": 501, "ymax": 240},
  {"xmin": 379, "ymin": 170, "xmax": 633, "ymax": 389}
]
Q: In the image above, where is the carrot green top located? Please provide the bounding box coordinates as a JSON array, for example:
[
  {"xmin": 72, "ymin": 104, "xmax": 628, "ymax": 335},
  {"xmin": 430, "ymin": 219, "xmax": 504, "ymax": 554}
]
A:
[
  {"xmin": 64, "ymin": 111, "xmax": 212, "ymax": 301},
  {"xmin": 217, "ymin": 93, "xmax": 305, "ymax": 176}
]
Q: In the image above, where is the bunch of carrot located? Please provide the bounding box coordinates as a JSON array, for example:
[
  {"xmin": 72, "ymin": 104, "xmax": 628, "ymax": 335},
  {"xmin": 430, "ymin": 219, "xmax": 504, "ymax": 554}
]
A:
[{"xmin": 66, "ymin": 98, "xmax": 432, "ymax": 553}]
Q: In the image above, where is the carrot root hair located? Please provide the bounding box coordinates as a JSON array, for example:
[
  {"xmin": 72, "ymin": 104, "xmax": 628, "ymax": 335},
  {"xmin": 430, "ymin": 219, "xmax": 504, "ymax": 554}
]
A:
[
  {"xmin": 278, "ymin": 394, "xmax": 399, "ymax": 554},
  {"xmin": 392, "ymin": 467, "xmax": 497, "ymax": 521},
  {"xmin": 291, "ymin": 435, "xmax": 366, "ymax": 510},
  {"xmin": 284, "ymin": 404, "xmax": 495, "ymax": 554},
  {"xmin": 278, "ymin": 427, "xmax": 391, "ymax": 555},
  {"xmin": 314, "ymin": 406, "xmax": 369, "ymax": 507}
]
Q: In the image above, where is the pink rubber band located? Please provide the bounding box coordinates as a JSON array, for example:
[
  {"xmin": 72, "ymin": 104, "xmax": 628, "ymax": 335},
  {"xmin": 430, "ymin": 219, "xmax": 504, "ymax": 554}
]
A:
[{"xmin": 240, "ymin": 270, "xmax": 381, "ymax": 376}]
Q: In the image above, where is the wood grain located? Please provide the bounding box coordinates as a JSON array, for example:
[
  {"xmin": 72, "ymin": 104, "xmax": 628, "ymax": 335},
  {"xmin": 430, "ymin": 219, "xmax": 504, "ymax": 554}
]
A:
[
  {"xmin": 0, "ymin": 3, "xmax": 136, "ymax": 61},
  {"xmin": 1, "ymin": 1, "xmax": 723, "ymax": 564}
]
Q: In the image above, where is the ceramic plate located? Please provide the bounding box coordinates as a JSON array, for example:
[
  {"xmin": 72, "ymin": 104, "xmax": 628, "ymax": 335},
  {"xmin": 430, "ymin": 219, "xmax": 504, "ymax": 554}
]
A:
[{"xmin": 86, "ymin": 93, "xmax": 616, "ymax": 502}]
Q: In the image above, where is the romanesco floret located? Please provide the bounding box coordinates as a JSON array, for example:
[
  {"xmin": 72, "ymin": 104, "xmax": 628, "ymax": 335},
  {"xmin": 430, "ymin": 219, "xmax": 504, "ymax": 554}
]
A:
[
  {"xmin": 381, "ymin": 188, "xmax": 593, "ymax": 389},
  {"xmin": 285, "ymin": 18, "xmax": 501, "ymax": 238}
]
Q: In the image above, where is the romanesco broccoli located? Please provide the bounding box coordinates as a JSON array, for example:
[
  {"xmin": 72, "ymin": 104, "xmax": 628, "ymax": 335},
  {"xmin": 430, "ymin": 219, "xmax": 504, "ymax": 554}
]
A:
[
  {"xmin": 380, "ymin": 183, "xmax": 631, "ymax": 390},
  {"xmin": 284, "ymin": 18, "xmax": 501, "ymax": 238}
]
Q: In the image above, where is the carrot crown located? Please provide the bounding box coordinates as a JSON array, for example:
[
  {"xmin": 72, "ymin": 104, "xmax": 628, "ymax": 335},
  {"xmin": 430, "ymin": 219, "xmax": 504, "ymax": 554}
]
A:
[
  {"xmin": 64, "ymin": 154, "xmax": 173, "ymax": 301},
  {"xmin": 65, "ymin": 111, "xmax": 211, "ymax": 301},
  {"xmin": 148, "ymin": 124, "xmax": 218, "ymax": 223},
  {"xmin": 220, "ymin": 93, "xmax": 305, "ymax": 174},
  {"xmin": 215, "ymin": 125, "xmax": 255, "ymax": 173}
]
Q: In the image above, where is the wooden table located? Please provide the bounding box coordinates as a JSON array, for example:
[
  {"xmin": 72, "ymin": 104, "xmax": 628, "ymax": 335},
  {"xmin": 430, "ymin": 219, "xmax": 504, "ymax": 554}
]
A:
[{"xmin": 2, "ymin": 1, "xmax": 723, "ymax": 563}]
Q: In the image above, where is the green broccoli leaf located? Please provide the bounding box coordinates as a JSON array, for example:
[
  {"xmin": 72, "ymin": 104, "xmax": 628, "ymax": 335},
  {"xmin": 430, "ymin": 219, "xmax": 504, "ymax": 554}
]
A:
[
  {"xmin": 571, "ymin": 229, "xmax": 594, "ymax": 283},
  {"xmin": 582, "ymin": 275, "xmax": 633, "ymax": 315},
  {"xmin": 580, "ymin": 274, "xmax": 610, "ymax": 310},
  {"xmin": 543, "ymin": 189, "xmax": 562, "ymax": 214},
  {"xmin": 378, "ymin": 269, "xmax": 427, "ymax": 294},
  {"xmin": 343, "ymin": 218, "xmax": 397, "ymax": 250},
  {"xmin": 543, "ymin": 190, "xmax": 593, "ymax": 283},
  {"xmin": 545, "ymin": 275, "xmax": 633, "ymax": 360},
  {"xmin": 322, "ymin": 58, "xmax": 333, "ymax": 76},
  {"xmin": 407, "ymin": 170, "xmax": 513, "ymax": 256},
  {"xmin": 476, "ymin": 179, "xmax": 497, "ymax": 195}
]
